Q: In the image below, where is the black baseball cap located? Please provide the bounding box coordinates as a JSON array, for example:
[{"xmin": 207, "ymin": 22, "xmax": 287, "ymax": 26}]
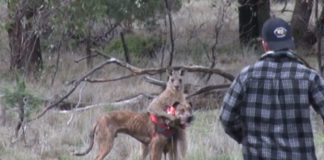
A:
[{"xmin": 262, "ymin": 18, "xmax": 295, "ymax": 51}]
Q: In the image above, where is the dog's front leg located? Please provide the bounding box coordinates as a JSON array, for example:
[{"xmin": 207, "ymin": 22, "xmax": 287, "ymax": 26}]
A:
[
  {"xmin": 168, "ymin": 137, "xmax": 178, "ymax": 160},
  {"xmin": 149, "ymin": 135, "xmax": 167, "ymax": 160}
]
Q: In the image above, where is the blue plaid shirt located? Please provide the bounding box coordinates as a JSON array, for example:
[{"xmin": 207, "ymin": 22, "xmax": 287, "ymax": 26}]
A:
[{"xmin": 220, "ymin": 51, "xmax": 324, "ymax": 160}]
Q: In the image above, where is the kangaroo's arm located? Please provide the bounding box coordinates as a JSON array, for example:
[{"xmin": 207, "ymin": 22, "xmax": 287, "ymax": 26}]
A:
[{"xmin": 148, "ymin": 101, "xmax": 175, "ymax": 121}]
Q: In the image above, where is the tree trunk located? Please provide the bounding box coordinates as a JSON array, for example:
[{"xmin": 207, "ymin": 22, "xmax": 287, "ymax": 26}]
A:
[
  {"xmin": 291, "ymin": 0, "xmax": 316, "ymax": 48},
  {"xmin": 7, "ymin": 1, "xmax": 42, "ymax": 74},
  {"xmin": 238, "ymin": 0, "xmax": 270, "ymax": 45},
  {"xmin": 256, "ymin": 0, "xmax": 270, "ymax": 35}
]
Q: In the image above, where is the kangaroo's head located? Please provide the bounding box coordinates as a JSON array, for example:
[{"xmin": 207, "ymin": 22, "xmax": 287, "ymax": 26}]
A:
[{"xmin": 166, "ymin": 68, "xmax": 184, "ymax": 92}]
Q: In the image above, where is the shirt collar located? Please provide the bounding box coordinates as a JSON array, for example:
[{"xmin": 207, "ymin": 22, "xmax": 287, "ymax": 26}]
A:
[{"xmin": 260, "ymin": 50, "xmax": 294, "ymax": 59}]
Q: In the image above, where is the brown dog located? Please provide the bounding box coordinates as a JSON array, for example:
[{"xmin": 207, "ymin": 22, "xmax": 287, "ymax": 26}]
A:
[{"xmin": 73, "ymin": 102, "xmax": 194, "ymax": 160}]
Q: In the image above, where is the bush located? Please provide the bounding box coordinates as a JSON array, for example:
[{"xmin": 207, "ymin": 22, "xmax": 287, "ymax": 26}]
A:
[
  {"xmin": 1, "ymin": 75, "xmax": 42, "ymax": 121},
  {"xmin": 103, "ymin": 33, "xmax": 163, "ymax": 58}
]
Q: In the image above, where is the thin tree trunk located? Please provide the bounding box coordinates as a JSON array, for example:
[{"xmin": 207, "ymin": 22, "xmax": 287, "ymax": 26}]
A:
[
  {"xmin": 291, "ymin": 0, "xmax": 314, "ymax": 48},
  {"xmin": 7, "ymin": 1, "xmax": 43, "ymax": 74},
  {"xmin": 164, "ymin": 0, "xmax": 174, "ymax": 67},
  {"xmin": 120, "ymin": 32, "xmax": 131, "ymax": 63}
]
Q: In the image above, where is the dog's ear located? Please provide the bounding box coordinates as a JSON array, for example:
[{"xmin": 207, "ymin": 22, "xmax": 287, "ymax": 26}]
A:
[{"xmin": 172, "ymin": 101, "xmax": 180, "ymax": 108}]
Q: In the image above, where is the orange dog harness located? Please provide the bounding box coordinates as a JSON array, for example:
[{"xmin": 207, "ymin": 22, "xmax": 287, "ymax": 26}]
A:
[{"xmin": 150, "ymin": 105, "xmax": 177, "ymax": 138}]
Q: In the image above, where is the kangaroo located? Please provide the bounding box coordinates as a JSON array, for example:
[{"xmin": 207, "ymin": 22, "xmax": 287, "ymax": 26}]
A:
[
  {"xmin": 147, "ymin": 68, "xmax": 186, "ymax": 121},
  {"xmin": 144, "ymin": 68, "xmax": 189, "ymax": 160}
]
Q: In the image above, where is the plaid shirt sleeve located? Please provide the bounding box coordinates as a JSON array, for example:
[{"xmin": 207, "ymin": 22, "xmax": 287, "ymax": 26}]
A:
[
  {"xmin": 310, "ymin": 73, "xmax": 324, "ymax": 120},
  {"xmin": 219, "ymin": 73, "xmax": 245, "ymax": 143}
]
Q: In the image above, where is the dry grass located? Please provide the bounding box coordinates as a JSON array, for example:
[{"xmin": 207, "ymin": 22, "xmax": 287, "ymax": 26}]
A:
[{"xmin": 1, "ymin": 1, "xmax": 324, "ymax": 160}]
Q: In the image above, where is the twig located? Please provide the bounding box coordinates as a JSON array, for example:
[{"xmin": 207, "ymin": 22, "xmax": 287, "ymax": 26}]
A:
[
  {"xmin": 186, "ymin": 84, "xmax": 230, "ymax": 99},
  {"xmin": 281, "ymin": 0, "xmax": 288, "ymax": 13},
  {"xmin": 74, "ymin": 54, "xmax": 98, "ymax": 63},
  {"xmin": 66, "ymin": 82, "xmax": 86, "ymax": 126}
]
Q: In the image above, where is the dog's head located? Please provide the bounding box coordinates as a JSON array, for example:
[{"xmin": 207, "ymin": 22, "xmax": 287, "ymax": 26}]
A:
[{"xmin": 172, "ymin": 101, "xmax": 194, "ymax": 127}]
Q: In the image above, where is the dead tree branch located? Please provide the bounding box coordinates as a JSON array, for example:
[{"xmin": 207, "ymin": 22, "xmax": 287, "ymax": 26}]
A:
[
  {"xmin": 92, "ymin": 49, "xmax": 235, "ymax": 81},
  {"xmin": 74, "ymin": 54, "xmax": 98, "ymax": 63},
  {"xmin": 28, "ymin": 57, "xmax": 118, "ymax": 122},
  {"xmin": 186, "ymin": 84, "xmax": 230, "ymax": 99},
  {"xmin": 281, "ymin": 0, "xmax": 288, "ymax": 13},
  {"xmin": 85, "ymin": 74, "xmax": 140, "ymax": 83},
  {"xmin": 59, "ymin": 93, "xmax": 155, "ymax": 113},
  {"xmin": 144, "ymin": 76, "xmax": 166, "ymax": 88},
  {"xmin": 30, "ymin": 48, "xmax": 234, "ymax": 120}
]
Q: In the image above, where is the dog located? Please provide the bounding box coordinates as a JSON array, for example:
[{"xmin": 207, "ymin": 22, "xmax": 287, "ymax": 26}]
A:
[{"xmin": 73, "ymin": 101, "xmax": 194, "ymax": 160}]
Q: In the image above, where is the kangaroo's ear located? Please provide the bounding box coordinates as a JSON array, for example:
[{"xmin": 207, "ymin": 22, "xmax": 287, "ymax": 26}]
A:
[
  {"xmin": 172, "ymin": 101, "xmax": 180, "ymax": 107},
  {"xmin": 166, "ymin": 66, "xmax": 173, "ymax": 76},
  {"xmin": 188, "ymin": 102, "xmax": 193, "ymax": 108},
  {"xmin": 179, "ymin": 68, "xmax": 185, "ymax": 76}
]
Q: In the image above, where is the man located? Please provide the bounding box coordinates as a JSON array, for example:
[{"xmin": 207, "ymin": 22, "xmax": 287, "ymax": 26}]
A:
[{"xmin": 220, "ymin": 17, "xmax": 324, "ymax": 160}]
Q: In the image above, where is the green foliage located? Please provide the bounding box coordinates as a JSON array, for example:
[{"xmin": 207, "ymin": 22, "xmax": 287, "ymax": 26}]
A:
[
  {"xmin": 48, "ymin": 0, "xmax": 175, "ymax": 44},
  {"xmin": 103, "ymin": 33, "xmax": 163, "ymax": 57},
  {"xmin": 104, "ymin": 104, "xmax": 114, "ymax": 112},
  {"xmin": 1, "ymin": 75, "xmax": 42, "ymax": 120},
  {"xmin": 58, "ymin": 154, "xmax": 74, "ymax": 160}
]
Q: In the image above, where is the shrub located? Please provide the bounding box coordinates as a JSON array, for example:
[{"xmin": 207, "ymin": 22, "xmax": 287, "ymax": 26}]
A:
[
  {"xmin": 1, "ymin": 74, "xmax": 42, "ymax": 121},
  {"xmin": 103, "ymin": 33, "xmax": 163, "ymax": 58}
]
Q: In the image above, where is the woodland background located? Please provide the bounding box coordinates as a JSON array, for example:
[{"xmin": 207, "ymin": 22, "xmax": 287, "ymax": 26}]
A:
[{"xmin": 1, "ymin": 0, "xmax": 324, "ymax": 160}]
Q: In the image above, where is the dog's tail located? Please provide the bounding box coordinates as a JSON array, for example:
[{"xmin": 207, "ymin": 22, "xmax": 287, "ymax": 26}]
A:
[{"xmin": 73, "ymin": 122, "xmax": 97, "ymax": 156}]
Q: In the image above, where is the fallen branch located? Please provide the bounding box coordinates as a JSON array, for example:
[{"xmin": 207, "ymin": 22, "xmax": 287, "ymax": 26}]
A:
[
  {"xmin": 31, "ymin": 48, "xmax": 234, "ymax": 121},
  {"xmin": 28, "ymin": 57, "xmax": 117, "ymax": 122},
  {"xmin": 59, "ymin": 93, "xmax": 155, "ymax": 113},
  {"xmin": 186, "ymin": 84, "xmax": 230, "ymax": 99},
  {"xmin": 85, "ymin": 74, "xmax": 140, "ymax": 83},
  {"xmin": 144, "ymin": 76, "xmax": 166, "ymax": 88}
]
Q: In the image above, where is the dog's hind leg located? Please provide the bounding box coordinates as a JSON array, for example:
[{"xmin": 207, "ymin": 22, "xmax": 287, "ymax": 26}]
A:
[
  {"xmin": 177, "ymin": 129, "xmax": 187, "ymax": 160},
  {"xmin": 94, "ymin": 122, "xmax": 116, "ymax": 160},
  {"xmin": 141, "ymin": 143, "xmax": 149, "ymax": 160}
]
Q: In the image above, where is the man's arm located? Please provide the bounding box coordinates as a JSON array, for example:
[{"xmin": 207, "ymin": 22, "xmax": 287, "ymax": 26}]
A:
[
  {"xmin": 310, "ymin": 74, "xmax": 324, "ymax": 121},
  {"xmin": 219, "ymin": 76, "xmax": 244, "ymax": 143}
]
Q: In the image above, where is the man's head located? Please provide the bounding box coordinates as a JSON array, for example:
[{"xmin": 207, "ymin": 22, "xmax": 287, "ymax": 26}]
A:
[{"xmin": 261, "ymin": 18, "xmax": 295, "ymax": 51}]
